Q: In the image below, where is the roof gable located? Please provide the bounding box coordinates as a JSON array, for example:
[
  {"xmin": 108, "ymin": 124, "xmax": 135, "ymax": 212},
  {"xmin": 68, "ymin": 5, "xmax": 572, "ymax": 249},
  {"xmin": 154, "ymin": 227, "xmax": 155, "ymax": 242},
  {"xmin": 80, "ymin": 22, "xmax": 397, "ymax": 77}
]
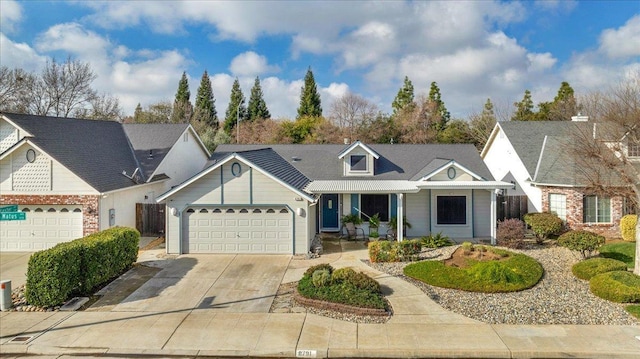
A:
[
  {"xmin": 337, "ymin": 141, "xmax": 380, "ymax": 159},
  {"xmin": 417, "ymin": 159, "xmax": 485, "ymax": 181}
]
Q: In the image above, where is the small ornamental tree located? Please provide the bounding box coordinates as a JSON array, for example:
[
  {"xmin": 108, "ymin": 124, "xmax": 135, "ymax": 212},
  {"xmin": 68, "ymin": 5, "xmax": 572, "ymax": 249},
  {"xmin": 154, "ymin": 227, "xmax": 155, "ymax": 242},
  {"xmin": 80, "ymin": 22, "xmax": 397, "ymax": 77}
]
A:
[
  {"xmin": 558, "ymin": 230, "xmax": 605, "ymax": 259},
  {"xmin": 523, "ymin": 212, "xmax": 563, "ymax": 244}
]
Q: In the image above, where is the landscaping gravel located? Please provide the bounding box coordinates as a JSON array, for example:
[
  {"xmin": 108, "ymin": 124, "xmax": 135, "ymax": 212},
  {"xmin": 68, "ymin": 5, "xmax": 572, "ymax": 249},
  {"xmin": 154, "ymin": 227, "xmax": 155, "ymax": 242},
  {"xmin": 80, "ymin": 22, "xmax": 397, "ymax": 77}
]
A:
[{"xmin": 368, "ymin": 244, "xmax": 639, "ymax": 325}]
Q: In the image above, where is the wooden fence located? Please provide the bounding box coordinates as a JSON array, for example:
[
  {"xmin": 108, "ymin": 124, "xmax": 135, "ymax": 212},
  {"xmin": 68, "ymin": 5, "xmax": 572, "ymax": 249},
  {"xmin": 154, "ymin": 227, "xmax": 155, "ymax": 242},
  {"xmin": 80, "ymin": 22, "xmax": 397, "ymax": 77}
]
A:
[
  {"xmin": 497, "ymin": 195, "xmax": 528, "ymax": 221},
  {"xmin": 136, "ymin": 203, "xmax": 165, "ymax": 236}
]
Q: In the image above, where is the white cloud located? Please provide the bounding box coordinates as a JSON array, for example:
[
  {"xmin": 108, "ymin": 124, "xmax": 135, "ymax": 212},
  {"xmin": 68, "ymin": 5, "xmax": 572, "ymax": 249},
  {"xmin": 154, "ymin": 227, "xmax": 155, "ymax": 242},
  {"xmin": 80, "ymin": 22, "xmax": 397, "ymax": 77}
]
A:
[
  {"xmin": 0, "ymin": 33, "xmax": 47, "ymax": 72},
  {"xmin": 229, "ymin": 51, "xmax": 279, "ymax": 77},
  {"xmin": 599, "ymin": 15, "xmax": 640, "ymax": 59},
  {"xmin": 0, "ymin": 0, "xmax": 22, "ymax": 33},
  {"xmin": 35, "ymin": 23, "xmax": 110, "ymax": 58}
]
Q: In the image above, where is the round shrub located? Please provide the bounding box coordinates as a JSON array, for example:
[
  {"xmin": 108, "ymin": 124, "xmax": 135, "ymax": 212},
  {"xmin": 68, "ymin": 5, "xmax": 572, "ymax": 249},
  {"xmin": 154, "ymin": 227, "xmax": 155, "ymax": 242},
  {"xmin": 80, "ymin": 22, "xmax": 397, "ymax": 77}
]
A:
[
  {"xmin": 620, "ymin": 214, "xmax": 637, "ymax": 242},
  {"xmin": 345, "ymin": 272, "xmax": 381, "ymax": 294},
  {"xmin": 497, "ymin": 218, "xmax": 525, "ymax": 240},
  {"xmin": 558, "ymin": 230, "xmax": 605, "ymax": 259},
  {"xmin": 304, "ymin": 263, "xmax": 333, "ymax": 277},
  {"xmin": 312, "ymin": 269, "xmax": 331, "ymax": 288},
  {"xmin": 331, "ymin": 267, "xmax": 356, "ymax": 283},
  {"xmin": 524, "ymin": 212, "xmax": 563, "ymax": 244},
  {"xmin": 571, "ymin": 258, "xmax": 628, "ymax": 280},
  {"xmin": 590, "ymin": 271, "xmax": 640, "ymax": 303}
]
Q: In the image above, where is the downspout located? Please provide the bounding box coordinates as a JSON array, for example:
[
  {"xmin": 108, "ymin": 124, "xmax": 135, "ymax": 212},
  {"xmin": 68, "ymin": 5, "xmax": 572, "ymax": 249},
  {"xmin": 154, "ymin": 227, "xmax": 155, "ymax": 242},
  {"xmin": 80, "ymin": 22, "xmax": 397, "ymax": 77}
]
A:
[
  {"xmin": 490, "ymin": 190, "xmax": 497, "ymax": 245},
  {"xmin": 397, "ymin": 193, "xmax": 404, "ymax": 242}
]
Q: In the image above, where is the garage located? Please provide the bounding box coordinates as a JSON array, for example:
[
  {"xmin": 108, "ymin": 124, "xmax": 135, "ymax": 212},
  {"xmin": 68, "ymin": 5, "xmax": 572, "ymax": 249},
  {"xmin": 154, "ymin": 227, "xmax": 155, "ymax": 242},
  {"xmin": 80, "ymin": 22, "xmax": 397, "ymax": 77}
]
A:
[
  {"xmin": 0, "ymin": 205, "xmax": 83, "ymax": 252},
  {"xmin": 182, "ymin": 206, "xmax": 293, "ymax": 254}
]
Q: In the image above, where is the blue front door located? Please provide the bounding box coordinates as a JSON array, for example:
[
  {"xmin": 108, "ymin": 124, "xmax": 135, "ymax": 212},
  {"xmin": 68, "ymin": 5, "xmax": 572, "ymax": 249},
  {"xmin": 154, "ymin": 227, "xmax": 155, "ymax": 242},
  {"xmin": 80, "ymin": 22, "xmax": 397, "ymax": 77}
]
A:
[{"xmin": 321, "ymin": 194, "xmax": 339, "ymax": 230}]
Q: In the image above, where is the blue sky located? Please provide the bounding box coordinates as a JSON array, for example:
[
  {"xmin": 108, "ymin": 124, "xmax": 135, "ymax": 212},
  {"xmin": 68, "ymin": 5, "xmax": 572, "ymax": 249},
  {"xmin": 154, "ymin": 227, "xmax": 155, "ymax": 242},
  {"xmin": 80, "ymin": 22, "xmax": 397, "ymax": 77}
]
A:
[{"xmin": 1, "ymin": 0, "xmax": 639, "ymax": 120}]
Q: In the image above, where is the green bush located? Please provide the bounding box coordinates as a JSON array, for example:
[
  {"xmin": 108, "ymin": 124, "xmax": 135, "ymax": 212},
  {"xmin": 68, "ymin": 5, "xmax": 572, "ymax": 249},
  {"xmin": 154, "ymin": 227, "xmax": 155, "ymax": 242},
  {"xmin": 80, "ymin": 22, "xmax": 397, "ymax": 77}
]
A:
[
  {"xmin": 368, "ymin": 239, "xmax": 421, "ymax": 262},
  {"xmin": 600, "ymin": 242, "xmax": 636, "ymax": 268},
  {"xmin": 620, "ymin": 214, "xmax": 637, "ymax": 242},
  {"xmin": 297, "ymin": 264, "xmax": 386, "ymax": 309},
  {"xmin": 571, "ymin": 258, "xmax": 628, "ymax": 280},
  {"xmin": 404, "ymin": 250, "xmax": 543, "ymax": 293},
  {"xmin": 558, "ymin": 230, "xmax": 605, "ymax": 259},
  {"xmin": 312, "ymin": 269, "xmax": 331, "ymax": 287},
  {"xmin": 524, "ymin": 212, "xmax": 563, "ymax": 244},
  {"xmin": 304, "ymin": 263, "xmax": 334, "ymax": 277},
  {"xmin": 497, "ymin": 219, "xmax": 526, "ymax": 249},
  {"xmin": 25, "ymin": 227, "xmax": 140, "ymax": 307},
  {"xmin": 421, "ymin": 232, "xmax": 453, "ymax": 248},
  {"xmin": 589, "ymin": 271, "xmax": 640, "ymax": 303}
]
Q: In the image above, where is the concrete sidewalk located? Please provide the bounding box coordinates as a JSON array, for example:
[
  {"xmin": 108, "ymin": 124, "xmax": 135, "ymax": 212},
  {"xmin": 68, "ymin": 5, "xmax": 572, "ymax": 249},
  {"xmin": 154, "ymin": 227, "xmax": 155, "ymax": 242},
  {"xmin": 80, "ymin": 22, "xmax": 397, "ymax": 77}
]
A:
[{"xmin": 1, "ymin": 240, "xmax": 639, "ymax": 358}]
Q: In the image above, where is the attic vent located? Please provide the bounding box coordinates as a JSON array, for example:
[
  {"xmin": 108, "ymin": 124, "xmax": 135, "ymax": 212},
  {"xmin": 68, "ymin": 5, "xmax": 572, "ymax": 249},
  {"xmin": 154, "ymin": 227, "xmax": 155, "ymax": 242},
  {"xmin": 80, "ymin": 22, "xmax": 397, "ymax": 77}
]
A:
[
  {"xmin": 291, "ymin": 156, "xmax": 301, "ymax": 162},
  {"xmin": 148, "ymin": 150, "xmax": 153, "ymax": 159},
  {"xmin": 571, "ymin": 114, "xmax": 589, "ymax": 122}
]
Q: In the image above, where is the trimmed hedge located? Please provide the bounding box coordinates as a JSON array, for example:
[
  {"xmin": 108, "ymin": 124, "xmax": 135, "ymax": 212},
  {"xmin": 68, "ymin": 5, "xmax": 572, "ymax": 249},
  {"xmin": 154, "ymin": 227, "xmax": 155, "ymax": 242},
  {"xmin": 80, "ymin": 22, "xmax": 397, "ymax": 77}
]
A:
[
  {"xmin": 368, "ymin": 239, "xmax": 422, "ymax": 262},
  {"xmin": 620, "ymin": 214, "xmax": 637, "ymax": 242},
  {"xmin": 571, "ymin": 258, "xmax": 628, "ymax": 280},
  {"xmin": 524, "ymin": 212, "xmax": 563, "ymax": 244},
  {"xmin": 589, "ymin": 271, "xmax": 640, "ymax": 303},
  {"xmin": 25, "ymin": 227, "xmax": 140, "ymax": 307},
  {"xmin": 558, "ymin": 230, "xmax": 605, "ymax": 259}
]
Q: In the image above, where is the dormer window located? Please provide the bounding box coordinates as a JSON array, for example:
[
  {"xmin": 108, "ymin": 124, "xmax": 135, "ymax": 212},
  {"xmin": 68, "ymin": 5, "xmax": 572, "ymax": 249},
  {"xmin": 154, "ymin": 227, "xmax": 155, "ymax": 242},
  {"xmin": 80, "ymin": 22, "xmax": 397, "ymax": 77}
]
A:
[{"xmin": 350, "ymin": 155, "xmax": 367, "ymax": 171}]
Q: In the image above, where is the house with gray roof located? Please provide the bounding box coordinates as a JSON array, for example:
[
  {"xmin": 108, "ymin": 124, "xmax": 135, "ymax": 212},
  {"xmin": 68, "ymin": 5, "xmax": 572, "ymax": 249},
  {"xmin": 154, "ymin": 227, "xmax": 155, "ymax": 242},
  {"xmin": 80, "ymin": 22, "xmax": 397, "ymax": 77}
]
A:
[
  {"xmin": 481, "ymin": 118, "xmax": 636, "ymax": 237},
  {"xmin": 0, "ymin": 112, "xmax": 210, "ymax": 251},
  {"xmin": 157, "ymin": 141, "xmax": 512, "ymax": 255}
]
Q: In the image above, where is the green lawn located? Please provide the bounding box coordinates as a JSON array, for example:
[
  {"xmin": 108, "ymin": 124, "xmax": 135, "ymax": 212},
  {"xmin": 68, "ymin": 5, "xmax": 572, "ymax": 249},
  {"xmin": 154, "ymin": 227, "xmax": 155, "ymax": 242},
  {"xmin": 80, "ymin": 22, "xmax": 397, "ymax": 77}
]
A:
[
  {"xmin": 403, "ymin": 247, "xmax": 543, "ymax": 293},
  {"xmin": 626, "ymin": 304, "xmax": 640, "ymax": 319},
  {"xmin": 599, "ymin": 242, "xmax": 636, "ymax": 269}
]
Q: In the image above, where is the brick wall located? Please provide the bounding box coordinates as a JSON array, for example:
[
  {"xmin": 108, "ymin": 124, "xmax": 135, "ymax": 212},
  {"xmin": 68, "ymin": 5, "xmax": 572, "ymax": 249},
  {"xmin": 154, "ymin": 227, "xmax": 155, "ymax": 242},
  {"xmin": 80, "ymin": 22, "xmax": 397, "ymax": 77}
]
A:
[
  {"xmin": 540, "ymin": 187, "xmax": 623, "ymax": 238},
  {"xmin": 0, "ymin": 194, "xmax": 100, "ymax": 236}
]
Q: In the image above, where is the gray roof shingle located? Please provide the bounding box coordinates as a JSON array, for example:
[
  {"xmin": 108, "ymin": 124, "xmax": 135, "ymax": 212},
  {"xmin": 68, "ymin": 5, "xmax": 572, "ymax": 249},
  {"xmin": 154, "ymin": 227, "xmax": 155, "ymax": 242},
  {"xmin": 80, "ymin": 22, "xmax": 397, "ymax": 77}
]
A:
[
  {"xmin": 123, "ymin": 124, "xmax": 189, "ymax": 179},
  {"xmin": 214, "ymin": 143, "xmax": 494, "ymax": 183}
]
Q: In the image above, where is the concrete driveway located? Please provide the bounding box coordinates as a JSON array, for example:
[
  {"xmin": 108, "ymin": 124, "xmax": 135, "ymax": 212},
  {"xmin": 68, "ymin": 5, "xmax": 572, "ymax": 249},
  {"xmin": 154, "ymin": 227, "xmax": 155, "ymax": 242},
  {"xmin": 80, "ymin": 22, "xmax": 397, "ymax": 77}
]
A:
[
  {"xmin": 111, "ymin": 254, "xmax": 291, "ymax": 313},
  {"xmin": 0, "ymin": 252, "xmax": 31, "ymax": 288}
]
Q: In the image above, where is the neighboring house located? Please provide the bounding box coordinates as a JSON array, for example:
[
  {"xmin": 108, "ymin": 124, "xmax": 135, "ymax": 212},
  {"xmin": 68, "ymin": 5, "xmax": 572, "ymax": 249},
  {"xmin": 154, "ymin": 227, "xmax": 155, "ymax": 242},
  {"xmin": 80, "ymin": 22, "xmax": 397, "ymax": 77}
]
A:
[
  {"xmin": 157, "ymin": 142, "xmax": 512, "ymax": 255},
  {"xmin": 481, "ymin": 117, "xmax": 635, "ymax": 237},
  {"xmin": 0, "ymin": 113, "xmax": 210, "ymax": 251}
]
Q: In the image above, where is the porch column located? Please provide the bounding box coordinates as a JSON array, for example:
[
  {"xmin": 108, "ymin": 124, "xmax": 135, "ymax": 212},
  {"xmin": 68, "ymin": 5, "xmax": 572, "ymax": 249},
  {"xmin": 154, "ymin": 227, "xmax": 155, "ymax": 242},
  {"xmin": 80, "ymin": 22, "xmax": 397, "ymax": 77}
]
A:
[
  {"xmin": 397, "ymin": 193, "xmax": 404, "ymax": 242},
  {"xmin": 490, "ymin": 189, "xmax": 497, "ymax": 245}
]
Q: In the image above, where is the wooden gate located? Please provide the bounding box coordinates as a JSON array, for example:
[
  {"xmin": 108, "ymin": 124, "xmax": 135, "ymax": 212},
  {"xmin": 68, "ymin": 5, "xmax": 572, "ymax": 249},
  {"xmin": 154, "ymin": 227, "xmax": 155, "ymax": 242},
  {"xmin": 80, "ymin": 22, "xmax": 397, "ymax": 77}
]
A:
[
  {"xmin": 136, "ymin": 203, "xmax": 165, "ymax": 236},
  {"xmin": 497, "ymin": 195, "xmax": 528, "ymax": 221}
]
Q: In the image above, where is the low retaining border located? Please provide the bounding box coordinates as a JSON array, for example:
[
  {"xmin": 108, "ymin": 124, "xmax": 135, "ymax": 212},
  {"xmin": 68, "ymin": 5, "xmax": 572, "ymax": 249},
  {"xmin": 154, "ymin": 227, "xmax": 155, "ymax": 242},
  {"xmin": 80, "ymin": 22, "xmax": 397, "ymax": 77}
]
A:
[{"xmin": 293, "ymin": 292, "xmax": 390, "ymax": 317}]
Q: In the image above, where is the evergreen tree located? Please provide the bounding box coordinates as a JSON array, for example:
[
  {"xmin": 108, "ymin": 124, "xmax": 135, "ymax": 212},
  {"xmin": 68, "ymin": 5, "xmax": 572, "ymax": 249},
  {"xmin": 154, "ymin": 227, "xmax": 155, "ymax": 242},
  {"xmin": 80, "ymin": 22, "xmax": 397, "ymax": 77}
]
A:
[
  {"xmin": 428, "ymin": 81, "xmax": 450, "ymax": 131},
  {"xmin": 170, "ymin": 71, "xmax": 193, "ymax": 123},
  {"xmin": 192, "ymin": 70, "xmax": 218, "ymax": 129},
  {"xmin": 512, "ymin": 89, "xmax": 536, "ymax": 121},
  {"xmin": 133, "ymin": 103, "xmax": 143, "ymax": 123},
  {"xmin": 297, "ymin": 67, "xmax": 322, "ymax": 118},
  {"xmin": 247, "ymin": 76, "xmax": 270, "ymax": 121},
  {"xmin": 223, "ymin": 78, "xmax": 247, "ymax": 134},
  {"xmin": 391, "ymin": 76, "xmax": 415, "ymax": 115}
]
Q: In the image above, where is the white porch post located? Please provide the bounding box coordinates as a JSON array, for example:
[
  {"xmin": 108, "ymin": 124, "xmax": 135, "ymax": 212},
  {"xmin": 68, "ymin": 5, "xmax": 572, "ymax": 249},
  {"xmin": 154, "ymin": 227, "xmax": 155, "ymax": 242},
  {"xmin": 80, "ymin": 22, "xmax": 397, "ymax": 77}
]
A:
[
  {"xmin": 397, "ymin": 193, "xmax": 404, "ymax": 242},
  {"xmin": 490, "ymin": 189, "xmax": 497, "ymax": 245}
]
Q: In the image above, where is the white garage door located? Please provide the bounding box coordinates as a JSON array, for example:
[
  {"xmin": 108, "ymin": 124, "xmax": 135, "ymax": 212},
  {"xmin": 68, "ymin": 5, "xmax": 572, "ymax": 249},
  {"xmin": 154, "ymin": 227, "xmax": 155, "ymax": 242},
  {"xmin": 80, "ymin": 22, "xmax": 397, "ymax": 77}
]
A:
[
  {"xmin": 0, "ymin": 205, "xmax": 83, "ymax": 252},
  {"xmin": 183, "ymin": 206, "xmax": 292, "ymax": 254}
]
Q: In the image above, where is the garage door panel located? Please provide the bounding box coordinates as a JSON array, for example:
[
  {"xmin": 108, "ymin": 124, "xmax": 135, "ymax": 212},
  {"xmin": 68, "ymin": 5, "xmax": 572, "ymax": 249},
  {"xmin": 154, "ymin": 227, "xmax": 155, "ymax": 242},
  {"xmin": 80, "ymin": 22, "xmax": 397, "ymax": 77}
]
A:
[{"xmin": 183, "ymin": 206, "xmax": 292, "ymax": 254}]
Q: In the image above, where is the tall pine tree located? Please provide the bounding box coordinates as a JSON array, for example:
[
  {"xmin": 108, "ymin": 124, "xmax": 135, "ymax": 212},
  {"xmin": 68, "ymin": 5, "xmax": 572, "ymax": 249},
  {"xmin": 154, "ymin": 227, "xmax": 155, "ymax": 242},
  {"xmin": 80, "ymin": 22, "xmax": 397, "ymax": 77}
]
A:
[
  {"xmin": 247, "ymin": 76, "xmax": 270, "ymax": 121},
  {"xmin": 297, "ymin": 67, "xmax": 322, "ymax": 119},
  {"xmin": 391, "ymin": 76, "xmax": 415, "ymax": 116},
  {"xmin": 512, "ymin": 89, "xmax": 536, "ymax": 121},
  {"xmin": 192, "ymin": 70, "xmax": 218, "ymax": 129},
  {"xmin": 223, "ymin": 78, "xmax": 247, "ymax": 134},
  {"xmin": 170, "ymin": 72, "xmax": 192, "ymax": 123},
  {"xmin": 428, "ymin": 81, "xmax": 450, "ymax": 132}
]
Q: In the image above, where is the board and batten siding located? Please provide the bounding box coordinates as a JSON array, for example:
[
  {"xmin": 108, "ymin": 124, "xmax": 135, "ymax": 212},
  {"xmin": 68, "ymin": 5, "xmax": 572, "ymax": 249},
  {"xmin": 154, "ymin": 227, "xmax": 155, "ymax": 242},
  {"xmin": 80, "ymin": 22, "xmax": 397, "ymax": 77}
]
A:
[
  {"xmin": 405, "ymin": 191, "xmax": 429, "ymax": 237},
  {"xmin": 1, "ymin": 145, "xmax": 97, "ymax": 195},
  {"xmin": 472, "ymin": 189, "xmax": 492, "ymax": 238},
  {"xmin": 164, "ymin": 161, "xmax": 311, "ymax": 254},
  {"xmin": 99, "ymin": 182, "xmax": 165, "ymax": 231}
]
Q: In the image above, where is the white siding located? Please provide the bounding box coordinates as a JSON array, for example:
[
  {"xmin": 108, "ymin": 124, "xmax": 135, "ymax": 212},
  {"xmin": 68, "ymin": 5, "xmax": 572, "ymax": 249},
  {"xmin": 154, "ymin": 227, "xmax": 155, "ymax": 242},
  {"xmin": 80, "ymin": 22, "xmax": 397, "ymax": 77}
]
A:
[
  {"xmin": 164, "ymin": 161, "xmax": 311, "ymax": 255},
  {"xmin": 430, "ymin": 189, "xmax": 473, "ymax": 239},
  {"xmin": 473, "ymin": 189, "xmax": 492, "ymax": 238},
  {"xmin": 406, "ymin": 191, "xmax": 429, "ymax": 237},
  {"xmin": 0, "ymin": 119, "xmax": 19, "ymax": 152},
  {"xmin": 342, "ymin": 148, "xmax": 374, "ymax": 176},
  {"xmin": 430, "ymin": 168, "xmax": 474, "ymax": 181},
  {"xmin": 483, "ymin": 126, "xmax": 542, "ymax": 211},
  {"xmin": 99, "ymin": 182, "xmax": 165, "ymax": 231},
  {"xmin": 153, "ymin": 129, "xmax": 209, "ymax": 189}
]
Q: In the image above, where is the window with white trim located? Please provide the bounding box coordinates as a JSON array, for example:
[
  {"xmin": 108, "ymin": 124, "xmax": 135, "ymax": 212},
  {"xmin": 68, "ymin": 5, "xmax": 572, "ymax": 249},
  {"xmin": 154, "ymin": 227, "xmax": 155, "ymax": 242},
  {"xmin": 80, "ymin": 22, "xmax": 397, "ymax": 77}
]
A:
[
  {"xmin": 437, "ymin": 196, "xmax": 466, "ymax": 225},
  {"xmin": 548, "ymin": 193, "xmax": 567, "ymax": 221},
  {"xmin": 628, "ymin": 142, "xmax": 640, "ymax": 157},
  {"xmin": 350, "ymin": 155, "xmax": 367, "ymax": 171},
  {"xmin": 583, "ymin": 195, "xmax": 611, "ymax": 223}
]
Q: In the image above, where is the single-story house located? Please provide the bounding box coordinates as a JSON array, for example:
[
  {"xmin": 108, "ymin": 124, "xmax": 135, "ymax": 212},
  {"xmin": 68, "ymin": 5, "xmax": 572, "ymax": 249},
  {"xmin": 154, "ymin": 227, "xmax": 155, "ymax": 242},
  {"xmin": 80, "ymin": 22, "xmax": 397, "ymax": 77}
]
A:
[
  {"xmin": 481, "ymin": 117, "xmax": 636, "ymax": 237},
  {"xmin": 0, "ymin": 112, "xmax": 210, "ymax": 251},
  {"xmin": 157, "ymin": 142, "xmax": 513, "ymax": 255}
]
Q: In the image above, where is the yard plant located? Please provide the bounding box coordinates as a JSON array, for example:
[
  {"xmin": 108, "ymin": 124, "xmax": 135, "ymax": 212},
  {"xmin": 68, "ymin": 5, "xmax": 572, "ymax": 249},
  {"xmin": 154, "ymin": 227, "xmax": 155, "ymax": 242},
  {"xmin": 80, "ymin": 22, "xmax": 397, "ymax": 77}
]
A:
[
  {"xmin": 589, "ymin": 271, "xmax": 640, "ymax": 303},
  {"xmin": 571, "ymin": 258, "xmax": 628, "ymax": 280},
  {"xmin": 497, "ymin": 218, "xmax": 526, "ymax": 249},
  {"xmin": 368, "ymin": 239, "xmax": 422, "ymax": 262},
  {"xmin": 421, "ymin": 232, "xmax": 453, "ymax": 248},
  {"xmin": 557, "ymin": 230, "xmax": 605, "ymax": 259},
  {"xmin": 620, "ymin": 215, "xmax": 637, "ymax": 242},
  {"xmin": 523, "ymin": 212, "xmax": 563, "ymax": 244},
  {"xmin": 297, "ymin": 264, "xmax": 386, "ymax": 310},
  {"xmin": 404, "ymin": 247, "xmax": 543, "ymax": 293},
  {"xmin": 599, "ymin": 242, "xmax": 636, "ymax": 269}
]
